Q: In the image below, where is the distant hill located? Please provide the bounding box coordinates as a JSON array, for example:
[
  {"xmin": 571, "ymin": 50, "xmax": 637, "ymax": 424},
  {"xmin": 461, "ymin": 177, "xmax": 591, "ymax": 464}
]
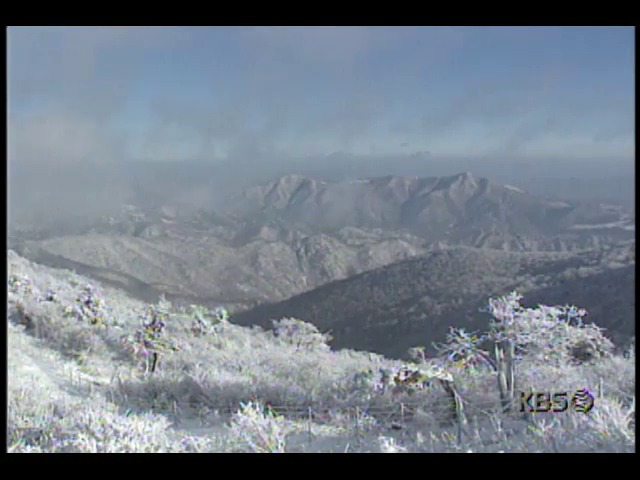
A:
[
  {"xmin": 13, "ymin": 223, "xmax": 427, "ymax": 311},
  {"xmin": 233, "ymin": 243, "xmax": 635, "ymax": 359}
]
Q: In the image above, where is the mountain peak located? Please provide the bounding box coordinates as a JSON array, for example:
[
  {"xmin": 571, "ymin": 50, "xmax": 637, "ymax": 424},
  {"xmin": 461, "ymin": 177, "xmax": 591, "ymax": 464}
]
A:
[
  {"xmin": 432, "ymin": 171, "xmax": 481, "ymax": 192},
  {"xmin": 229, "ymin": 171, "xmax": 633, "ymax": 247},
  {"xmin": 452, "ymin": 171, "xmax": 478, "ymax": 183},
  {"xmin": 276, "ymin": 173, "xmax": 311, "ymax": 183}
]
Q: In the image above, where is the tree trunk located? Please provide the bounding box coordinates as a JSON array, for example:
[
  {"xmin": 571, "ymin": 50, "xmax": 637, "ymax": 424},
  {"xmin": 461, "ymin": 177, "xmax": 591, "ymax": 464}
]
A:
[
  {"xmin": 496, "ymin": 340, "xmax": 515, "ymax": 412},
  {"xmin": 149, "ymin": 352, "xmax": 159, "ymax": 373},
  {"xmin": 438, "ymin": 379, "xmax": 466, "ymax": 428}
]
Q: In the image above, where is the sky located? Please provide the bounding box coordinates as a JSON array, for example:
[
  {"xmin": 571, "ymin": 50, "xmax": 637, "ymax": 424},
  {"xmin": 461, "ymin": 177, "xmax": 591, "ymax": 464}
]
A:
[{"xmin": 8, "ymin": 26, "xmax": 635, "ymax": 167}]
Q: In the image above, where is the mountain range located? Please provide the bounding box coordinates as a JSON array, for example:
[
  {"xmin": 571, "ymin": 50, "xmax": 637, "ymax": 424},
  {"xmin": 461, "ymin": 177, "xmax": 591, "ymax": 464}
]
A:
[
  {"xmin": 227, "ymin": 172, "xmax": 634, "ymax": 245},
  {"xmin": 9, "ymin": 171, "xmax": 635, "ymax": 357}
]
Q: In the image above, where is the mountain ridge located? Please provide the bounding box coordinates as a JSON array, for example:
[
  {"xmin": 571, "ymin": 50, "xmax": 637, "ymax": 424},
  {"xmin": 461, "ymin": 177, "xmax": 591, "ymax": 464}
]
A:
[
  {"xmin": 9, "ymin": 171, "xmax": 634, "ymax": 320},
  {"xmin": 227, "ymin": 172, "xmax": 633, "ymax": 244},
  {"xmin": 232, "ymin": 243, "xmax": 635, "ymax": 359}
]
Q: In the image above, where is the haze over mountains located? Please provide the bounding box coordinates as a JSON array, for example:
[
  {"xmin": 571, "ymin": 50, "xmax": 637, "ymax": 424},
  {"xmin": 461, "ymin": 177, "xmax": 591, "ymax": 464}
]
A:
[
  {"xmin": 230, "ymin": 172, "xmax": 633, "ymax": 245},
  {"xmin": 9, "ymin": 168, "xmax": 635, "ymax": 358},
  {"xmin": 8, "ymin": 155, "xmax": 635, "ymax": 235}
]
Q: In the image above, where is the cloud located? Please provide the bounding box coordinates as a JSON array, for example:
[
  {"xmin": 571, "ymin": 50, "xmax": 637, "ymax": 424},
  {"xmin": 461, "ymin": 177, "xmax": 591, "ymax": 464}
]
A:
[
  {"xmin": 9, "ymin": 27, "xmax": 176, "ymax": 106},
  {"xmin": 420, "ymin": 70, "xmax": 557, "ymax": 137},
  {"xmin": 5, "ymin": 27, "xmax": 478, "ymax": 164},
  {"xmin": 498, "ymin": 115, "xmax": 560, "ymax": 155},
  {"xmin": 8, "ymin": 26, "xmax": 633, "ymax": 169},
  {"xmin": 240, "ymin": 26, "xmax": 373, "ymax": 75},
  {"xmin": 8, "ymin": 27, "xmax": 191, "ymax": 165},
  {"xmin": 135, "ymin": 93, "xmax": 292, "ymax": 162},
  {"xmin": 9, "ymin": 107, "xmax": 127, "ymax": 165}
]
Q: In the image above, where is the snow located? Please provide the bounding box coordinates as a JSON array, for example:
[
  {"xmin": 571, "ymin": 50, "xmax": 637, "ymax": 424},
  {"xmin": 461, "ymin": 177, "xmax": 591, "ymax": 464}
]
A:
[
  {"xmin": 504, "ymin": 185, "xmax": 525, "ymax": 193},
  {"xmin": 570, "ymin": 222, "xmax": 635, "ymax": 231}
]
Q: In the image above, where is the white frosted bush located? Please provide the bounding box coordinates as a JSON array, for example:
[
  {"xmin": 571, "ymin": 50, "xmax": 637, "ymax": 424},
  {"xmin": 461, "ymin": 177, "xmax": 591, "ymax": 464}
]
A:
[
  {"xmin": 486, "ymin": 291, "xmax": 614, "ymax": 364},
  {"xmin": 583, "ymin": 396, "xmax": 635, "ymax": 449},
  {"xmin": 229, "ymin": 401, "xmax": 288, "ymax": 453},
  {"xmin": 378, "ymin": 436, "xmax": 407, "ymax": 453},
  {"xmin": 56, "ymin": 405, "xmax": 174, "ymax": 453},
  {"xmin": 272, "ymin": 317, "xmax": 332, "ymax": 352}
]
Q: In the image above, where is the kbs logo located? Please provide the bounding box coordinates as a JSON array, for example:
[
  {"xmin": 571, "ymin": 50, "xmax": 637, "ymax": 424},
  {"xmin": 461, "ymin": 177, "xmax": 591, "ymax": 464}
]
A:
[{"xmin": 519, "ymin": 388, "xmax": 595, "ymax": 413}]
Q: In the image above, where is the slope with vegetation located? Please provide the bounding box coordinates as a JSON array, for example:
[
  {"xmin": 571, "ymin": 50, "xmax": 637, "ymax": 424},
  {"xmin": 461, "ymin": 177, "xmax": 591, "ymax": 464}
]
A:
[
  {"xmin": 233, "ymin": 243, "xmax": 635, "ymax": 359},
  {"xmin": 14, "ymin": 223, "xmax": 426, "ymax": 311},
  {"xmin": 7, "ymin": 250, "xmax": 635, "ymax": 452}
]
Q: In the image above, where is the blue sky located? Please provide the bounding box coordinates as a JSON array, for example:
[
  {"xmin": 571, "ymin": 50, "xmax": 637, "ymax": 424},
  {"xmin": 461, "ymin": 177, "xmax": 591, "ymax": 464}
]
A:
[{"xmin": 8, "ymin": 26, "xmax": 635, "ymax": 165}]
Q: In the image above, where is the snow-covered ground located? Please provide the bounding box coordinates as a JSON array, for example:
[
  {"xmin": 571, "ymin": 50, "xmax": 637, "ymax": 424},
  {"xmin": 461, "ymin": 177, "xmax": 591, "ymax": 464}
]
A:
[{"xmin": 7, "ymin": 249, "xmax": 636, "ymax": 453}]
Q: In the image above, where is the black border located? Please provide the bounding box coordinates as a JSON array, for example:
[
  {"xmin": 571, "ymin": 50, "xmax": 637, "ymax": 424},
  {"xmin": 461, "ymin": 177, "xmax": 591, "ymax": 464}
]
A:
[{"xmin": 2, "ymin": 25, "xmax": 638, "ymax": 466}]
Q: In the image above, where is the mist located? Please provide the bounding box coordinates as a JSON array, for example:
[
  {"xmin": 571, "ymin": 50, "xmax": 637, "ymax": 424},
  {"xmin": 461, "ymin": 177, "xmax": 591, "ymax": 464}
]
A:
[{"xmin": 8, "ymin": 26, "xmax": 635, "ymax": 230}]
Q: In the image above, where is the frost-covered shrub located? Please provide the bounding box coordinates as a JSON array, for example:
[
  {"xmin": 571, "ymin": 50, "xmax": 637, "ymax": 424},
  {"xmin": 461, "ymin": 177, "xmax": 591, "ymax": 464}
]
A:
[
  {"xmin": 430, "ymin": 292, "xmax": 618, "ymax": 413},
  {"xmin": 63, "ymin": 284, "xmax": 112, "ymax": 328},
  {"xmin": 9, "ymin": 398, "xmax": 198, "ymax": 453},
  {"xmin": 434, "ymin": 292, "xmax": 615, "ymax": 368},
  {"xmin": 342, "ymin": 363, "xmax": 452, "ymax": 405},
  {"xmin": 485, "ymin": 292, "xmax": 614, "ymax": 364},
  {"xmin": 213, "ymin": 306, "xmax": 229, "ymax": 322},
  {"xmin": 8, "ymin": 273, "xmax": 34, "ymax": 296},
  {"xmin": 11, "ymin": 301, "xmax": 101, "ymax": 363},
  {"xmin": 407, "ymin": 345, "xmax": 427, "ymax": 363},
  {"xmin": 583, "ymin": 396, "xmax": 635, "ymax": 449},
  {"xmin": 349, "ymin": 369, "xmax": 381, "ymax": 394},
  {"xmin": 272, "ymin": 318, "xmax": 332, "ymax": 351},
  {"xmin": 8, "ymin": 385, "xmax": 61, "ymax": 450},
  {"xmin": 434, "ymin": 328, "xmax": 496, "ymax": 372},
  {"xmin": 189, "ymin": 305, "xmax": 228, "ymax": 336},
  {"xmin": 567, "ymin": 329, "xmax": 615, "ymax": 364},
  {"xmin": 624, "ymin": 336, "xmax": 635, "ymax": 360},
  {"xmin": 485, "ymin": 292, "xmax": 615, "ymax": 412},
  {"xmin": 336, "ymin": 368, "xmax": 387, "ymax": 404},
  {"xmin": 122, "ymin": 298, "xmax": 182, "ymax": 373},
  {"xmin": 55, "ymin": 404, "xmax": 174, "ymax": 453},
  {"xmin": 58, "ymin": 325, "xmax": 102, "ymax": 364},
  {"xmin": 229, "ymin": 401, "xmax": 288, "ymax": 453},
  {"xmin": 39, "ymin": 289, "xmax": 57, "ymax": 303},
  {"xmin": 378, "ymin": 436, "xmax": 408, "ymax": 453}
]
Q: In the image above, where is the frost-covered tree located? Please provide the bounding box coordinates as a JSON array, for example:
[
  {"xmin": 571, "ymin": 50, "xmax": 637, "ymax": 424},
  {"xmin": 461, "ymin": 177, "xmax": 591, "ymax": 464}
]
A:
[
  {"xmin": 272, "ymin": 318, "xmax": 332, "ymax": 352},
  {"xmin": 432, "ymin": 291, "xmax": 615, "ymax": 412},
  {"xmin": 123, "ymin": 296, "xmax": 181, "ymax": 373}
]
